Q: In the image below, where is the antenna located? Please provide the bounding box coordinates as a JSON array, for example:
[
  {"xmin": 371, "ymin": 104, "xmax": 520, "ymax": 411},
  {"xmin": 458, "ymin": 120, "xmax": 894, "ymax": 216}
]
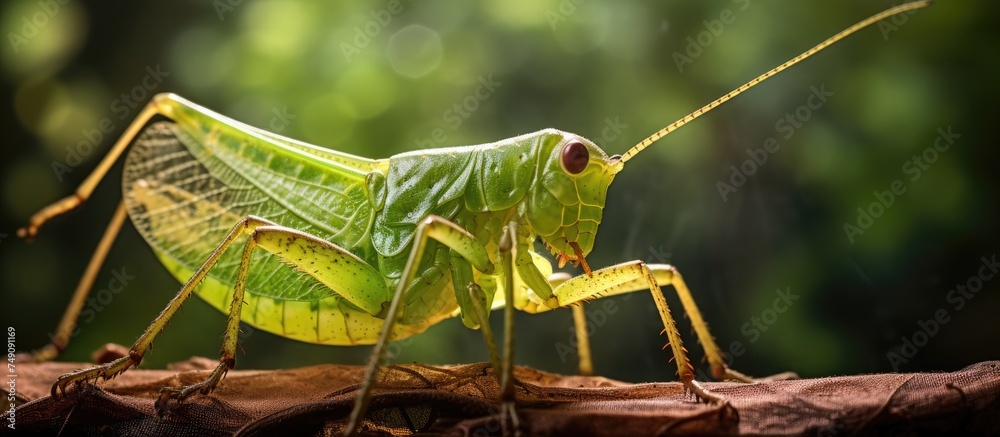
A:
[{"xmin": 614, "ymin": 1, "xmax": 932, "ymax": 171}]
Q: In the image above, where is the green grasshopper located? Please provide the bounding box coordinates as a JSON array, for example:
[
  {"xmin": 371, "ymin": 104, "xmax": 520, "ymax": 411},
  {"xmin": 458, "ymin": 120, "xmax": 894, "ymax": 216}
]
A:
[{"xmin": 19, "ymin": 2, "xmax": 930, "ymax": 434}]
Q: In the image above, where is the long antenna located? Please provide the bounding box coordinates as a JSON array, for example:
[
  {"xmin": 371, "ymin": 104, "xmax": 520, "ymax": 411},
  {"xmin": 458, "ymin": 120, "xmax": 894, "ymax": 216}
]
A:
[{"xmin": 615, "ymin": 0, "xmax": 932, "ymax": 171}]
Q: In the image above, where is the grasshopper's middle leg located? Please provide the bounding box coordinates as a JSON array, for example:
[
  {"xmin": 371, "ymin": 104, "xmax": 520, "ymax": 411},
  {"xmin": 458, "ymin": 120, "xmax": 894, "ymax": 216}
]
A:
[
  {"xmin": 345, "ymin": 215, "xmax": 496, "ymax": 436},
  {"xmin": 457, "ymin": 225, "xmax": 520, "ymax": 436}
]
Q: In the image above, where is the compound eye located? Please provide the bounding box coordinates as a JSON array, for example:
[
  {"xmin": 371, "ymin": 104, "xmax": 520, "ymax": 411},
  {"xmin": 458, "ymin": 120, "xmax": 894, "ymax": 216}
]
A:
[{"xmin": 561, "ymin": 141, "xmax": 589, "ymax": 174}]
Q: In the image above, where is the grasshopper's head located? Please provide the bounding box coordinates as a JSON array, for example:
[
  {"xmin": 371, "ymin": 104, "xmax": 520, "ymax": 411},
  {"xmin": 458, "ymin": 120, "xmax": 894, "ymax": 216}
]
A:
[
  {"xmin": 525, "ymin": 129, "xmax": 621, "ymax": 273},
  {"xmin": 520, "ymin": 1, "xmax": 935, "ymax": 274}
]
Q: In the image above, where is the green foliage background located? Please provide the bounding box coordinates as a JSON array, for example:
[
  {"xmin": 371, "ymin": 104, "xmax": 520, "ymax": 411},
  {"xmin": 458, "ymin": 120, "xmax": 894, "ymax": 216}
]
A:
[{"xmin": 1, "ymin": 1, "xmax": 997, "ymax": 383}]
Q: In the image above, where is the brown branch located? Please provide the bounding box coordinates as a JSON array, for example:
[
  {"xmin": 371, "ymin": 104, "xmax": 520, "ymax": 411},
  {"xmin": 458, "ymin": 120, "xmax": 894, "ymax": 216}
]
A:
[{"xmin": 8, "ymin": 357, "xmax": 1000, "ymax": 436}]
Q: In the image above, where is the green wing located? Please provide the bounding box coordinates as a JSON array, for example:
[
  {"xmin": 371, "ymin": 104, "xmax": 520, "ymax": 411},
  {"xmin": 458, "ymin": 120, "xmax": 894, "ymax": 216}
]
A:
[{"xmin": 122, "ymin": 120, "xmax": 377, "ymax": 302}]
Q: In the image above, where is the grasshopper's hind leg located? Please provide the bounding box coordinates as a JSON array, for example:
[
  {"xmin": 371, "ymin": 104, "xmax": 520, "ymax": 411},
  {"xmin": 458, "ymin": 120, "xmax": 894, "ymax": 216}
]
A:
[
  {"xmin": 155, "ymin": 221, "xmax": 391, "ymax": 411},
  {"xmin": 51, "ymin": 216, "xmax": 280, "ymax": 397},
  {"xmin": 454, "ymin": 226, "xmax": 521, "ymax": 435},
  {"xmin": 28, "ymin": 201, "xmax": 127, "ymax": 362},
  {"xmin": 54, "ymin": 216, "xmax": 392, "ymax": 407}
]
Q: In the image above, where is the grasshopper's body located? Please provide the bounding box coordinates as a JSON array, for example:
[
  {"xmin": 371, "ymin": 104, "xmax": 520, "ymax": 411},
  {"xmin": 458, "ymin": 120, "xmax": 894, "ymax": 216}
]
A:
[
  {"xmin": 127, "ymin": 100, "xmax": 604, "ymax": 345},
  {"xmin": 18, "ymin": 2, "xmax": 930, "ymax": 434}
]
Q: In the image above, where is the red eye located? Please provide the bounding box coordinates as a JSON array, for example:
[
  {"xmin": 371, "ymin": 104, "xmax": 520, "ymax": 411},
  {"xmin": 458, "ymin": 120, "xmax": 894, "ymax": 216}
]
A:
[{"xmin": 561, "ymin": 141, "xmax": 589, "ymax": 174}]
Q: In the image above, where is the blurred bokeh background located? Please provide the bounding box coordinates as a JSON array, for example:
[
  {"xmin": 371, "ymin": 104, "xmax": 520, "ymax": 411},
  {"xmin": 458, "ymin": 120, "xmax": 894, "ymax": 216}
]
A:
[{"xmin": 1, "ymin": 1, "xmax": 996, "ymax": 383}]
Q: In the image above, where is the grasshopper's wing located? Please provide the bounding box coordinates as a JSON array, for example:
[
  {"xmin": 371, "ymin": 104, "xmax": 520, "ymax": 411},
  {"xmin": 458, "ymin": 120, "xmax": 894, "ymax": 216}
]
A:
[
  {"xmin": 231, "ymin": 117, "xmax": 387, "ymax": 174},
  {"xmin": 122, "ymin": 120, "xmax": 380, "ymax": 304}
]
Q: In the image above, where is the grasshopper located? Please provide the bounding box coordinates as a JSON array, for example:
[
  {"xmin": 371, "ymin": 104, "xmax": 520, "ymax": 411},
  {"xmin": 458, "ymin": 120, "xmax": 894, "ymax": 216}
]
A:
[{"xmin": 19, "ymin": 2, "xmax": 930, "ymax": 434}]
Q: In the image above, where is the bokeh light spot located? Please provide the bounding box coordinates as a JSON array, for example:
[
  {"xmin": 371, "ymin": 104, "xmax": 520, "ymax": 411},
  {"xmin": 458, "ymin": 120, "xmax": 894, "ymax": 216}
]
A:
[{"xmin": 387, "ymin": 25, "xmax": 443, "ymax": 78}]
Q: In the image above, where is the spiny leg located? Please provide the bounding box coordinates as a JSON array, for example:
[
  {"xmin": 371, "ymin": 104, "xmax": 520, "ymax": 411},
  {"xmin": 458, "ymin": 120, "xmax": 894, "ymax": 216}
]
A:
[
  {"xmin": 550, "ymin": 261, "xmax": 724, "ymax": 403},
  {"xmin": 30, "ymin": 201, "xmax": 127, "ymax": 363},
  {"xmin": 561, "ymin": 264, "xmax": 796, "ymax": 382},
  {"xmin": 658, "ymin": 267, "xmax": 797, "ymax": 382},
  {"xmin": 51, "ymin": 215, "xmax": 280, "ymax": 397},
  {"xmin": 157, "ymin": 223, "xmax": 392, "ymax": 411},
  {"xmin": 345, "ymin": 215, "xmax": 494, "ymax": 436},
  {"xmin": 18, "ymin": 93, "xmax": 292, "ymax": 240},
  {"xmin": 17, "ymin": 96, "xmax": 175, "ymax": 240},
  {"xmin": 153, "ymin": 225, "xmax": 258, "ymax": 411}
]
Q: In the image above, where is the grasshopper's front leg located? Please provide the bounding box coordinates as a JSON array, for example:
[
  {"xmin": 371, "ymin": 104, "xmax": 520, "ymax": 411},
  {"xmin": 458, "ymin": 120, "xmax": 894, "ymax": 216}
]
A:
[
  {"xmin": 539, "ymin": 262, "xmax": 796, "ymax": 397},
  {"xmin": 556, "ymin": 264, "xmax": 797, "ymax": 383},
  {"xmin": 555, "ymin": 261, "xmax": 725, "ymax": 402}
]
